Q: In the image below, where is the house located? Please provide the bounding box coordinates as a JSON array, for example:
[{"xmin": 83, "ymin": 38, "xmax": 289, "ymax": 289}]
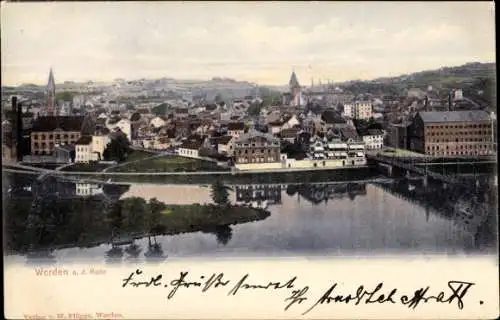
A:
[
  {"xmin": 106, "ymin": 118, "xmax": 132, "ymax": 141},
  {"xmin": 150, "ymin": 115, "xmax": 169, "ymax": 128},
  {"xmin": 268, "ymin": 120, "xmax": 284, "ymax": 135},
  {"xmin": 75, "ymin": 134, "xmax": 110, "ymax": 163},
  {"xmin": 75, "ymin": 136, "xmax": 94, "ymax": 163},
  {"xmin": 281, "ymin": 114, "xmax": 300, "ymax": 130},
  {"xmin": 177, "ymin": 137, "xmax": 203, "ymax": 158},
  {"xmin": 214, "ymin": 135, "xmax": 235, "ymax": 156},
  {"xmin": 339, "ymin": 126, "xmax": 360, "ymax": 142},
  {"xmin": 233, "ymin": 130, "xmax": 281, "ymax": 168},
  {"xmin": 343, "ymin": 101, "xmax": 373, "ymax": 120},
  {"xmin": 174, "ymin": 107, "xmax": 189, "ymax": 120},
  {"xmin": 268, "ymin": 114, "xmax": 300, "ymax": 135},
  {"xmin": 142, "ymin": 135, "xmax": 171, "ymax": 150},
  {"xmin": 280, "ymin": 127, "xmax": 300, "ymax": 143},
  {"xmin": 361, "ymin": 129, "xmax": 384, "ymax": 150},
  {"xmin": 227, "ymin": 121, "xmax": 245, "ymax": 138}
]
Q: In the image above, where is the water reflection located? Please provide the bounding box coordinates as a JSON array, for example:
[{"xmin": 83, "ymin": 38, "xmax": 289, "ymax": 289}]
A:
[
  {"xmin": 144, "ymin": 237, "xmax": 167, "ymax": 263},
  {"xmin": 2, "ymin": 171, "xmax": 497, "ymax": 263}
]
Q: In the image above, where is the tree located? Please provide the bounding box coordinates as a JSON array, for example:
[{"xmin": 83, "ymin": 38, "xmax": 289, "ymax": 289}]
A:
[
  {"xmin": 103, "ymin": 135, "xmax": 131, "ymax": 162},
  {"xmin": 107, "ymin": 203, "xmax": 124, "ymax": 236},
  {"xmin": 211, "ymin": 180, "xmax": 230, "ymax": 206},
  {"xmin": 214, "ymin": 93, "xmax": 224, "ymax": 105},
  {"xmin": 152, "ymin": 103, "xmax": 169, "ymax": 116},
  {"xmin": 247, "ymin": 102, "xmax": 263, "ymax": 117},
  {"xmin": 148, "ymin": 198, "xmax": 165, "ymax": 233},
  {"xmin": 214, "ymin": 225, "xmax": 232, "ymax": 246}
]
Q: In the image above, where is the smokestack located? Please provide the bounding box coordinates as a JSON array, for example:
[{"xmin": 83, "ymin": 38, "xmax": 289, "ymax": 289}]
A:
[
  {"xmin": 448, "ymin": 91, "xmax": 453, "ymax": 111},
  {"xmin": 11, "ymin": 96, "xmax": 18, "ymax": 144},
  {"xmin": 424, "ymin": 96, "xmax": 429, "ymax": 111},
  {"xmin": 11, "ymin": 96, "xmax": 17, "ymax": 113},
  {"xmin": 16, "ymin": 101, "xmax": 23, "ymax": 161}
]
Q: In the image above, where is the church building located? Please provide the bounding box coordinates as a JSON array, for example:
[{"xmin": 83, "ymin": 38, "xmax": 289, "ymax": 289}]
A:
[
  {"xmin": 282, "ymin": 70, "xmax": 306, "ymax": 107},
  {"xmin": 45, "ymin": 68, "xmax": 57, "ymax": 116}
]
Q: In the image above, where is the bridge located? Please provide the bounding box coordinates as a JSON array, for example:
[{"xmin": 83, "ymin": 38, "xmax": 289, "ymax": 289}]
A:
[{"xmin": 366, "ymin": 153, "xmax": 496, "ymax": 188}]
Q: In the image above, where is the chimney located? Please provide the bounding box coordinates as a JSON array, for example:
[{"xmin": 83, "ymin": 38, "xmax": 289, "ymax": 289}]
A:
[
  {"xmin": 16, "ymin": 101, "xmax": 23, "ymax": 161},
  {"xmin": 11, "ymin": 96, "xmax": 17, "ymax": 114},
  {"xmin": 448, "ymin": 91, "xmax": 453, "ymax": 111},
  {"xmin": 424, "ymin": 96, "xmax": 428, "ymax": 111}
]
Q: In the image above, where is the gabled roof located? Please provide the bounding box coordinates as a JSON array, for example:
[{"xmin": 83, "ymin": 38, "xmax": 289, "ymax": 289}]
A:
[{"xmin": 418, "ymin": 110, "xmax": 491, "ymax": 123}]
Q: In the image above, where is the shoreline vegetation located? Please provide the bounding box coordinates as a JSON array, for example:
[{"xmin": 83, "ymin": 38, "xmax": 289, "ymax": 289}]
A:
[
  {"xmin": 3, "ymin": 181, "xmax": 270, "ymax": 257},
  {"xmin": 109, "ymin": 155, "xmax": 228, "ymax": 173}
]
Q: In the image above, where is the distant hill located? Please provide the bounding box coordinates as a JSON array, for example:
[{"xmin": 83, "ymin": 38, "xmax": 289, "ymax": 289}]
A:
[
  {"xmin": 373, "ymin": 62, "xmax": 495, "ymax": 88},
  {"xmin": 338, "ymin": 62, "xmax": 496, "ymax": 110}
]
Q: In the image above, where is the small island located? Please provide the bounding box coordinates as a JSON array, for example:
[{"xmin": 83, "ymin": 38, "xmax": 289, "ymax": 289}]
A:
[{"xmin": 3, "ymin": 181, "xmax": 270, "ymax": 255}]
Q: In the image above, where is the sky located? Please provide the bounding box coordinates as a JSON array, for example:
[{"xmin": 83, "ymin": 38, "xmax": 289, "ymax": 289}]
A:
[{"xmin": 1, "ymin": 2, "xmax": 496, "ymax": 86}]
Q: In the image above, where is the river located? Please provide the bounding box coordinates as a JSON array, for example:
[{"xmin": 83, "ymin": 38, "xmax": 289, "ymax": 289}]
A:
[{"xmin": 3, "ymin": 172, "xmax": 497, "ymax": 264}]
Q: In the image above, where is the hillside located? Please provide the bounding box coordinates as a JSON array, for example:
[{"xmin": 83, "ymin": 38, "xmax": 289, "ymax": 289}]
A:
[{"xmin": 339, "ymin": 62, "xmax": 496, "ymax": 110}]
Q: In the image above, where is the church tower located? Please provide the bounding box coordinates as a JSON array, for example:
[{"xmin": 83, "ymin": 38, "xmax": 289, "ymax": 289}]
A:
[
  {"xmin": 289, "ymin": 70, "xmax": 302, "ymax": 106},
  {"xmin": 46, "ymin": 68, "xmax": 56, "ymax": 116}
]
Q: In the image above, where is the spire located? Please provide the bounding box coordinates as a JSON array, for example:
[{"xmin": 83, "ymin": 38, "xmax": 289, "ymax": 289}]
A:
[
  {"xmin": 46, "ymin": 67, "xmax": 56, "ymax": 116},
  {"xmin": 47, "ymin": 68, "xmax": 55, "ymax": 90},
  {"xmin": 289, "ymin": 70, "xmax": 300, "ymax": 88}
]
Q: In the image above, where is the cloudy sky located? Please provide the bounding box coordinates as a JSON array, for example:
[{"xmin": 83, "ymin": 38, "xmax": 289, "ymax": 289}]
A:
[{"xmin": 1, "ymin": 2, "xmax": 495, "ymax": 86}]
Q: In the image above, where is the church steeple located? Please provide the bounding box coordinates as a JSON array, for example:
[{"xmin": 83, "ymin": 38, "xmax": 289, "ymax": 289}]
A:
[
  {"xmin": 46, "ymin": 68, "xmax": 56, "ymax": 116},
  {"xmin": 289, "ymin": 69, "xmax": 300, "ymax": 88}
]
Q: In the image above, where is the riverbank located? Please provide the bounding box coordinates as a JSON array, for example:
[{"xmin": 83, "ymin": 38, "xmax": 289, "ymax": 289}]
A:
[
  {"xmin": 73, "ymin": 165, "xmax": 378, "ymax": 184},
  {"xmin": 109, "ymin": 155, "xmax": 227, "ymax": 173}
]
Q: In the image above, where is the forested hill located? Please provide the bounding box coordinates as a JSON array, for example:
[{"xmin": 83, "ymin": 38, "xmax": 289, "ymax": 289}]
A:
[{"xmin": 339, "ymin": 62, "xmax": 496, "ymax": 110}]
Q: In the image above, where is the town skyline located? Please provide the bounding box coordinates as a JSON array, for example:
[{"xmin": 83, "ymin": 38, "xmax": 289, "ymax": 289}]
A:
[
  {"xmin": 1, "ymin": 60, "xmax": 496, "ymax": 89},
  {"xmin": 1, "ymin": 2, "xmax": 495, "ymax": 86}
]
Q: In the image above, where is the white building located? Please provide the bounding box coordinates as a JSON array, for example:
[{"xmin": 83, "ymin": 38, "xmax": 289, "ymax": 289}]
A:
[
  {"xmin": 454, "ymin": 89, "xmax": 463, "ymax": 101},
  {"xmin": 76, "ymin": 183, "xmax": 103, "ymax": 197},
  {"xmin": 308, "ymin": 135, "xmax": 366, "ymax": 165},
  {"xmin": 75, "ymin": 135, "xmax": 110, "ymax": 163},
  {"xmin": 177, "ymin": 138, "xmax": 203, "ymax": 159},
  {"xmin": 75, "ymin": 136, "xmax": 94, "ymax": 163},
  {"xmin": 150, "ymin": 116, "xmax": 169, "ymax": 129},
  {"xmin": 215, "ymin": 135, "xmax": 235, "ymax": 155},
  {"xmin": 106, "ymin": 118, "xmax": 132, "ymax": 141},
  {"xmin": 343, "ymin": 104, "xmax": 355, "ymax": 118},
  {"xmin": 361, "ymin": 129, "xmax": 384, "ymax": 150},
  {"xmin": 343, "ymin": 102, "xmax": 373, "ymax": 120}
]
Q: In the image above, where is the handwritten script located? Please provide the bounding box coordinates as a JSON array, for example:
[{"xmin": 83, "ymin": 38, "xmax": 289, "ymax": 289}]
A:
[{"xmin": 121, "ymin": 269, "xmax": 478, "ymax": 315}]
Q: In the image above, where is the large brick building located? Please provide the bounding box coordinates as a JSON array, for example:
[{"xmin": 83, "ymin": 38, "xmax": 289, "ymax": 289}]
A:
[
  {"xmin": 30, "ymin": 115, "xmax": 94, "ymax": 155},
  {"xmin": 234, "ymin": 130, "xmax": 281, "ymax": 164},
  {"xmin": 409, "ymin": 110, "xmax": 494, "ymax": 157}
]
